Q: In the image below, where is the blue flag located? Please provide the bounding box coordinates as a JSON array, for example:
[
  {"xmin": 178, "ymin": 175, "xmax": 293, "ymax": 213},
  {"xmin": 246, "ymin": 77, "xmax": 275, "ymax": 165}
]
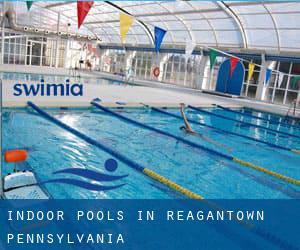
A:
[
  {"xmin": 264, "ymin": 68, "xmax": 272, "ymax": 86},
  {"xmin": 154, "ymin": 26, "xmax": 167, "ymax": 53}
]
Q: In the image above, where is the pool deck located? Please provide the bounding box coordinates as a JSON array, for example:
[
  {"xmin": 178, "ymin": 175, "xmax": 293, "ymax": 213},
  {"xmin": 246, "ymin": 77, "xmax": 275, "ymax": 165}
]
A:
[
  {"xmin": 1, "ymin": 69, "xmax": 299, "ymax": 118},
  {"xmin": 2, "ymin": 79, "xmax": 241, "ymax": 109}
]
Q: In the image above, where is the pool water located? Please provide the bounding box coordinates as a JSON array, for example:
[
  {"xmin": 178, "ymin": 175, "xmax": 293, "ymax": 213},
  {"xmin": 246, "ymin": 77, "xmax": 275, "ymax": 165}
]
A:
[
  {"xmin": 0, "ymin": 71, "xmax": 129, "ymax": 86},
  {"xmin": 2, "ymin": 106, "xmax": 300, "ymax": 199}
]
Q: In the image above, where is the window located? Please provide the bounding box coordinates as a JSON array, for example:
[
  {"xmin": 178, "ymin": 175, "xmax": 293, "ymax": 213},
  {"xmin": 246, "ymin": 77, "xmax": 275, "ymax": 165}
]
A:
[{"xmin": 0, "ymin": 29, "xmax": 65, "ymax": 68}]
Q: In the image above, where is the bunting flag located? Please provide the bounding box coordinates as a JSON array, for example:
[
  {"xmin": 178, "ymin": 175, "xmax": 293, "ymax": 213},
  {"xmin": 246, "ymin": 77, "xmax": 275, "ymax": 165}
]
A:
[
  {"xmin": 120, "ymin": 13, "xmax": 134, "ymax": 44},
  {"xmin": 264, "ymin": 68, "xmax": 272, "ymax": 86},
  {"xmin": 26, "ymin": 1, "xmax": 33, "ymax": 10},
  {"xmin": 184, "ymin": 38, "xmax": 196, "ymax": 62},
  {"xmin": 247, "ymin": 63, "xmax": 255, "ymax": 82},
  {"xmin": 77, "ymin": 1, "xmax": 94, "ymax": 29},
  {"xmin": 229, "ymin": 57, "xmax": 239, "ymax": 76},
  {"xmin": 291, "ymin": 76, "xmax": 300, "ymax": 89},
  {"xmin": 154, "ymin": 26, "xmax": 167, "ymax": 53},
  {"xmin": 277, "ymin": 73, "xmax": 284, "ymax": 88},
  {"xmin": 209, "ymin": 49, "xmax": 217, "ymax": 70}
]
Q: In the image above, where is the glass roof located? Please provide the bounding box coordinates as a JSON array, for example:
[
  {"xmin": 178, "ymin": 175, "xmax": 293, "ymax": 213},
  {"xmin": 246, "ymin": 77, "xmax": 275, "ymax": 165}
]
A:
[{"xmin": 5, "ymin": 1, "xmax": 300, "ymax": 52}]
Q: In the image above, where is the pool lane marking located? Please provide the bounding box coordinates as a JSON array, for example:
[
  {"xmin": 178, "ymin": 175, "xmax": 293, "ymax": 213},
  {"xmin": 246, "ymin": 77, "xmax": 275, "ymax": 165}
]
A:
[
  {"xmin": 27, "ymin": 101, "xmax": 203, "ymax": 200},
  {"xmin": 244, "ymin": 106, "xmax": 300, "ymax": 124},
  {"xmin": 188, "ymin": 105, "xmax": 300, "ymax": 140},
  {"xmin": 143, "ymin": 168, "xmax": 203, "ymax": 199},
  {"xmin": 215, "ymin": 104, "xmax": 300, "ymax": 130},
  {"xmin": 291, "ymin": 149, "xmax": 300, "ymax": 155},
  {"xmin": 232, "ymin": 158, "xmax": 300, "ymax": 186},
  {"xmin": 92, "ymin": 102, "xmax": 233, "ymax": 160},
  {"xmin": 146, "ymin": 106, "xmax": 300, "ymax": 155},
  {"xmin": 92, "ymin": 102, "xmax": 300, "ymax": 187},
  {"xmin": 26, "ymin": 102, "xmax": 298, "ymax": 249}
]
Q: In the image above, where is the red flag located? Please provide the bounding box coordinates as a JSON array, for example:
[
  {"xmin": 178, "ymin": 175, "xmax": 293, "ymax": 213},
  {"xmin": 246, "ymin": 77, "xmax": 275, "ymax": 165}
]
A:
[
  {"xmin": 77, "ymin": 1, "xmax": 94, "ymax": 29},
  {"xmin": 229, "ymin": 57, "xmax": 239, "ymax": 76}
]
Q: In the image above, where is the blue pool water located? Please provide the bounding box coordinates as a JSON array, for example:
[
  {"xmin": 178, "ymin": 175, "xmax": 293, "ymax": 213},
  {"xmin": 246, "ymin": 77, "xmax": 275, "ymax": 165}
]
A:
[
  {"xmin": 0, "ymin": 71, "xmax": 129, "ymax": 85},
  {"xmin": 2, "ymin": 106, "xmax": 300, "ymax": 199}
]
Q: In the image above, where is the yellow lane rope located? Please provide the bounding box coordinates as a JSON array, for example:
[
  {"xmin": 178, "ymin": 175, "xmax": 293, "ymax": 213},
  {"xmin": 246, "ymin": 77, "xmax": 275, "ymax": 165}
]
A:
[
  {"xmin": 291, "ymin": 149, "xmax": 300, "ymax": 155},
  {"xmin": 143, "ymin": 168, "xmax": 204, "ymax": 200},
  {"xmin": 233, "ymin": 158, "xmax": 300, "ymax": 186}
]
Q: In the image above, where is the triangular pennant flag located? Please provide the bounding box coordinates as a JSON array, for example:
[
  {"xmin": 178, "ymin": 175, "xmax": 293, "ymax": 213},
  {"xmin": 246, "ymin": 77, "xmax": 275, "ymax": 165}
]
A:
[
  {"xmin": 26, "ymin": 1, "xmax": 33, "ymax": 10},
  {"xmin": 77, "ymin": 1, "xmax": 94, "ymax": 29},
  {"xmin": 120, "ymin": 13, "xmax": 134, "ymax": 44},
  {"xmin": 264, "ymin": 68, "xmax": 272, "ymax": 86},
  {"xmin": 291, "ymin": 76, "xmax": 300, "ymax": 89},
  {"xmin": 229, "ymin": 57, "xmax": 239, "ymax": 76},
  {"xmin": 185, "ymin": 38, "xmax": 196, "ymax": 62},
  {"xmin": 277, "ymin": 73, "xmax": 284, "ymax": 88},
  {"xmin": 247, "ymin": 63, "xmax": 255, "ymax": 82},
  {"xmin": 154, "ymin": 26, "xmax": 167, "ymax": 53},
  {"xmin": 209, "ymin": 49, "xmax": 218, "ymax": 70}
]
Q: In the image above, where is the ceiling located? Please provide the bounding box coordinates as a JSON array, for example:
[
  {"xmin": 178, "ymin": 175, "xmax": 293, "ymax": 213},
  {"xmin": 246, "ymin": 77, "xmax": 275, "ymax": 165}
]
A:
[{"xmin": 4, "ymin": 1, "xmax": 300, "ymax": 53}]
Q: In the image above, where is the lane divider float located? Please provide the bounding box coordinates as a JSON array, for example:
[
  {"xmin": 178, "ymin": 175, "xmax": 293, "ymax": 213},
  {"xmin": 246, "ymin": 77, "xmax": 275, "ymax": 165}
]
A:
[
  {"xmin": 27, "ymin": 102, "xmax": 297, "ymax": 249},
  {"xmin": 27, "ymin": 101, "xmax": 203, "ymax": 199},
  {"xmin": 91, "ymin": 102, "xmax": 300, "ymax": 187},
  {"xmin": 188, "ymin": 105, "xmax": 300, "ymax": 140},
  {"xmin": 244, "ymin": 106, "xmax": 300, "ymax": 124},
  {"xmin": 146, "ymin": 105, "xmax": 300, "ymax": 155},
  {"xmin": 215, "ymin": 104, "xmax": 300, "ymax": 130}
]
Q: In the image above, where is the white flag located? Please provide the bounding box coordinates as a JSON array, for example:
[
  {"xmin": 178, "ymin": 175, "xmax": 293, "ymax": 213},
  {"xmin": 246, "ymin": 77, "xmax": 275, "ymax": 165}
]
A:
[
  {"xmin": 277, "ymin": 73, "xmax": 284, "ymax": 88},
  {"xmin": 185, "ymin": 38, "xmax": 196, "ymax": 62}
]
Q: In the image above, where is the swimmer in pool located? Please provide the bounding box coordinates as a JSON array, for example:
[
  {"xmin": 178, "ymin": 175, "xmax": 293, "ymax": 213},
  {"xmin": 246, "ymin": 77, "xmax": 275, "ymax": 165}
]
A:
[{"xmin": 179, "ymin": 103, "xmax": 232, "ymax": 152}]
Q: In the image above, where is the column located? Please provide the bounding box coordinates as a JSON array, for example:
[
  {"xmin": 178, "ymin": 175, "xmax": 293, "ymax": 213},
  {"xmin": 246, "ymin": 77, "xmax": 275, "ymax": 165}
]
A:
[
  {"xmin": 198, "ymin": 55, "xmax": 209, "ymax": 90},
  {"xmin": 255, "ymin": 54, "xmax": 268, "ymax": 101},
  {"xmin": 55, "ymin": 12, "xmax": 60, "ymax": 68}
]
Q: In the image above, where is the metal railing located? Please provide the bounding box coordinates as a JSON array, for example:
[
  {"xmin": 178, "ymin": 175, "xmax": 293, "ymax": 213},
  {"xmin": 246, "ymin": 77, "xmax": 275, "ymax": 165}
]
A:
[{"xmin": 286, "ymin": 99, "xmax": 299, "ymax": 117}]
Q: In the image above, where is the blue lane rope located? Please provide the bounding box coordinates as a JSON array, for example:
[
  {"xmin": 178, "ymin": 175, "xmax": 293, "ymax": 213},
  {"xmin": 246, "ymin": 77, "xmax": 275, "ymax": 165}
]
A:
[
  {"xmin": 91, "ymin": 101, "xmax": 232, "ymax": 160},
  {"xmin": 215, "ymin": 104, "xmax": 300, "ymax": 130},
  {"xmin": 27, "ymin": 102, "xmax": 300, "ymax": 250},
  {"xmin": 27, "ymin": 101, "xmax": 204, "ymax": 199},
  {"xmin": 28, "ymin": 102, "xmax": 144, "ymax": 172},
  {"xmin": 188, "ymin": 105, "xmax": 300, "ymax": 140},
  {"xmin": 91, "ymin": 102, "xmax": 300, "ymax": 186},
  {"xmin": 244, "ymin": 107, "xmax": 300, "ymax": 124},
  {"xmin": 148, "ymin": 106, "xmax": 298, "ymax": 153}
]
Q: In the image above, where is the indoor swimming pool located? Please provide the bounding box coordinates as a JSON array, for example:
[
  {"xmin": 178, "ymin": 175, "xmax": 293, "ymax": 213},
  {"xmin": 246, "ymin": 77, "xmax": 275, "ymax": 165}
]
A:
[{"xmin": 2, "ymin": 106, "xmax": 300, "ymax": 199}]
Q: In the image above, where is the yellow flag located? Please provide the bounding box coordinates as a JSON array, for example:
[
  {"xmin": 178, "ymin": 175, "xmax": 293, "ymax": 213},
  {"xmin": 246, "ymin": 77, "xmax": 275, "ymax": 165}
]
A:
[
  {"xmin": 120, "ymin": 13, "xmax": 134, "ymax": 44},
  {"xmin": 247, "ymin": 63, "xmax": 255, "ymax": 82}
]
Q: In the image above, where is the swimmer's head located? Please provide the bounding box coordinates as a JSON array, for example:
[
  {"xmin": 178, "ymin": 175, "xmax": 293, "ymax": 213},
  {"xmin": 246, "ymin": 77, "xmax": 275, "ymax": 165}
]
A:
[
  {"xmin": 180, "ymin": 103, "xmax": 185, "ymax": 108},
  {"xmin": 180, "ymin": 126, "xmax": 186, "ymax": 131}
]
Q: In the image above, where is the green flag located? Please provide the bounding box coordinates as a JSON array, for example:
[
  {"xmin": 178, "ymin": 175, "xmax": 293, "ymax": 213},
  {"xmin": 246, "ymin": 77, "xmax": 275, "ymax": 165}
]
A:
[
  {"xmin": 209, "ymin": 49, "xmax": 218, "ymax": 70},
  {"xmin": 26, "ymin": 1, "xmax": 33, "ymax": 10},
  {"xmin": 291, "ymin": 76, "xmax": 300, "ymax": 89}
]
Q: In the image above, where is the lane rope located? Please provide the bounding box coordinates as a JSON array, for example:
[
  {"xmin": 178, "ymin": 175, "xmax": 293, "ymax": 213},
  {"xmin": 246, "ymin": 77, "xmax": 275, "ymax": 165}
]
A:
[
  {"xmin": 147, "ymin": 105, "xmax": 300, "ymax": 154},
  {"xmin": 188, "ymin": 105, "xmax": 300, "ymax": 140},
  {"xmin": 291, "ymin": 149, "xmax": 300, "ymax": 155},
  {"xmin": 92, "ymin": 102, "xmax": 232, "ymax": 160},
  {"xmin": 244, "ymin": 106, "xmax": 300, "ymax": 124},
  {"xmin": 216, "ymin": 104, "xmax": 300, "ymax": 130},
  {"xmin": 143, "ymin": 168, "xmax": 203, "ymax": 199},
  {"xmin": 233, "ymin": 158, "xmax": 300, "ymax": 186},
  {"xmin": 27, "ymin": 101, "xmax": 202, "ymax": 199},
  {"xmin": 28, "ymin": 102, "xmax": 297, "ymax": 249},
  {"xmin": 92, "ymin": 102, "xmax": 300, "ymax": 187}
]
